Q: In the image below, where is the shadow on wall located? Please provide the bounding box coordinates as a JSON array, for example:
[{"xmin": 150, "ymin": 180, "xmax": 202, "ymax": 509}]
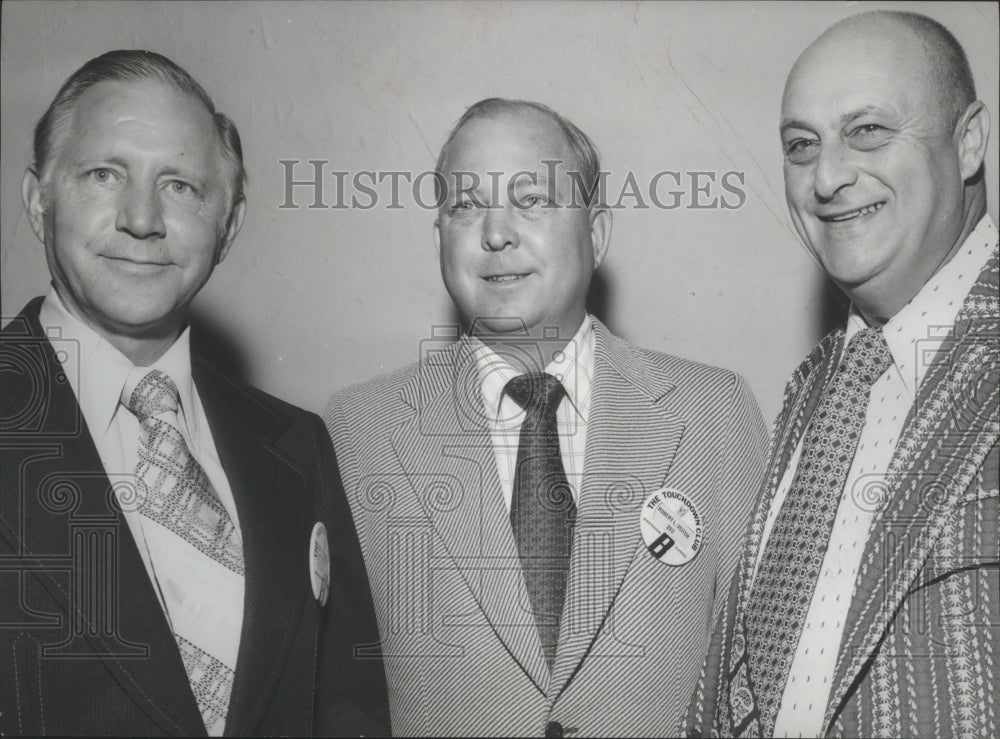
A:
[
  {"xmin": 190, "ymin": 305, "xmax": 252, "ymax": 384},
  {"xmin": 817, "ymin": 277, "xmax": 849, "ymax": 337},
  {"xmin": 587, "ymin": 269, "xmax": 613, "ymax": 333}
]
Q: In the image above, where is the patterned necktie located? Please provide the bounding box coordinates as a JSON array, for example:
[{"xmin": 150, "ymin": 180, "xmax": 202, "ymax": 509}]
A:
[
  {"xmin": 506, "ymin": 372, "xmax": 577, "ymax": 670},
  {"xmin": 123, "ymin": 369, "xmax": 244, "ymax": 735},
  {"xmin": 744, "ymin": 327, "xmax": 892, "ymax": 734}
]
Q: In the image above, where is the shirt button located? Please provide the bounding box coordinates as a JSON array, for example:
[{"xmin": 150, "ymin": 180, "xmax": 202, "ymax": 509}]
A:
[{"xmin": 545, "ymin": 720, "xmax": 564, "ymax": 738}]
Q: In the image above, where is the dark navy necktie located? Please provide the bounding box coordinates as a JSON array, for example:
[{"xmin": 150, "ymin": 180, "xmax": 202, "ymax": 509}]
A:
[{"xmin": 506, "ymin": 372, "xmax": 577, "ymax": 670}]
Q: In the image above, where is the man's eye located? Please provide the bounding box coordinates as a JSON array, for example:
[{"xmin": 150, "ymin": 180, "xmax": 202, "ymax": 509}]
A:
[
  {"xmin": 849, "ymin": 123, "xmax": 890, "ymax": 140},
  {"xmin": 450, "ymin": 199, "xmax": 476, "ymax": 212},
  {"xmin": 87, "ymin": 168, "xmax": 117, "ymax": 183},
  {"xmin": 783, "ymin": 138, "xmax": 819, "ymax": 164},
  {"xmin": 167, "ymin": 180, "xmax": 194, "ymax": 195},
  {"xmin": 522, "ymin": 194, "xmax": 547, "ymax": 207},
  {"xmin": 848, "ymin": 123, "xmax": 891, "ymax": 150}
]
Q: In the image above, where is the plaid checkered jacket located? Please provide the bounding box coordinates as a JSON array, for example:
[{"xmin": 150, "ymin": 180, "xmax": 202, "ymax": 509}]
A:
[{"xmin": 686, "ymin": 248, "xmax": 1000, "ymax": 738}]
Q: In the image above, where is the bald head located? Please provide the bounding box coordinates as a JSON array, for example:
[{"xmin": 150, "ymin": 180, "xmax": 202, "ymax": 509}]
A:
[{"xmin": 791, "ymin": 11, "xmax": 976, "ymax": 129}]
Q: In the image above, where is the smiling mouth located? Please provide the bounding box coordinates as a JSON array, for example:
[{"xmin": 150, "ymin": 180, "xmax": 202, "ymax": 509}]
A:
[
  {"xmin": 105, "ymin": 256, "xmax": 170, "ymax": 271},
  {"xmin": 483, "ymin": 274, "xmax": 529, "ymax": 283},
  {"xmin": 820, "ymin": 202, "xmax": 885, "ymax": 223}
]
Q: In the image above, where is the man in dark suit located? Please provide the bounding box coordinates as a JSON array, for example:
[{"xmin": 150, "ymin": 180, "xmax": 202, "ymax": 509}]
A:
[
  {"xmin": 326, "ymin": 98, "xmax": 768, "ymax": 736},
  {"xmin": 687, "ymin": 11, "xmax": 998, "ymax": 738},
  {"xmin": 0, "ymin": 50, "xmax": 388, "ymax": 735}
]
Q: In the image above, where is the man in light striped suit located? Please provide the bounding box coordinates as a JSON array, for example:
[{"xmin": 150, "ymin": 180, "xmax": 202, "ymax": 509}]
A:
[{"xmin": 326, "ymin": 98, "xmax": 768, "ymax": 736}]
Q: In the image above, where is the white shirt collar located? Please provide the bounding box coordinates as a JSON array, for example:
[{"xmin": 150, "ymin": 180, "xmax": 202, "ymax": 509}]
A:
[
  {"xmin": 39, "ymin": 286, "xmax": 198, "ymax": 442},
  {"xmin": 846, "ymin": 214, "xmax": 997, "ymax": 398},
  {"xmin": 472, "ymin": 315, "xmax": 596, "ymax": 427}
]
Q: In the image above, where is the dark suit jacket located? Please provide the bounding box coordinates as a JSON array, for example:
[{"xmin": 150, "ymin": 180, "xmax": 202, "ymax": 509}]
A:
[
  {"xmin": 0, "ymin": 298, "xmax": 389, "ymax": 736},
  {"xmin": 327, "ymin": 318, "xmax": 768, "ymax": 736},
  {"xmin": 687, "ymin": 249, "xmax": 1000, "ymax": 738}
]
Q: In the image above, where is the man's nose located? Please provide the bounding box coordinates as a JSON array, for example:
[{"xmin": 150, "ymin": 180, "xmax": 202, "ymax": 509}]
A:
[
  {"xmin": 482, "ymin": 204, "xmax": 520, "ymax": 251},
  {"xmin": 813, "ymin": 138, "xmax": 859, "ymax": 201},
  {"xmin": 115, "ymin": 184, "xmax": 166, "ymax": 239}
]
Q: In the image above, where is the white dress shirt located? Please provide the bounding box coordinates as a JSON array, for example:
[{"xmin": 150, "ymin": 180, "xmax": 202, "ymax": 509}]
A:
[
  {"xmin": 472, "ymin": 315, "xmax": 595, "ymax": 513},
  {"xmin": 38, "ymin": 287, "xmax": 243, "ymax": 632},
  {"xmin": 753, "ymin": 215, "xmax": 997, "ymax": 737}
]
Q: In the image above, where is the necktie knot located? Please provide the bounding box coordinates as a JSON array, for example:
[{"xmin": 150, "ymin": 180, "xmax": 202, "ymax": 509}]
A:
[
  {"xmin": 839, "ymin": 327, "xmax": 892, "ymax": 386},
  {"xmin": 122, "ymin": 369, "xmax": 179, "ymax": 422},
  {"xmin": 505, "ymin": 372, "xmax": 566, "ymax": 414}
]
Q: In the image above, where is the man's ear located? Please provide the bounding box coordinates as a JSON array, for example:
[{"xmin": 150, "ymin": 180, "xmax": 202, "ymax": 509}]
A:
[
  {"xmin": 21, "ymin": 167, "xmax": 47, "ymax": 244},
  {"xmin": 589, "ymin": 206, "xmax": 612, "ymax": 269},
  {"xmin": 955, "ymin": 100, "xmax": 990, "ymax": 181},
  {"xmin": 217, "ymin": 196, "xmax": 247, "ymax": 264},
  {"xmin": 433, "ymin": 217, "xmax": 442, "ymax": 257}
]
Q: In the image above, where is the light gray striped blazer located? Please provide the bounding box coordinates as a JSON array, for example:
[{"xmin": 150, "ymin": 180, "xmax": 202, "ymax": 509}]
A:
[
  {"xmin": 687, "ymin": 250, "xmax": 1000, "ymax": 738},
  {"xmin": 326, "ymin": 317, "xmax": 767, "ymax": 736}
]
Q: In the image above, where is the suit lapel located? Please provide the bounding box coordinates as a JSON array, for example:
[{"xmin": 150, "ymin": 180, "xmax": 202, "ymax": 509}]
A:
[
  {"xmin": 824, "ymin": 252, "xmax": 1000, "ymax": 731},
  {"xmin": 389, "ymin": 342, "xmax": 550, "ymax": 692},
  {"xmin": 550, "ymin": 321, "xmax": 684, "ymax": 701},
  {"xmin": 0, "ymin": 301, "xmax": 206, "ymax": 735},
  {"xmin": 193, "ymin": 359, "xmax": 313, "ymax": 736}
]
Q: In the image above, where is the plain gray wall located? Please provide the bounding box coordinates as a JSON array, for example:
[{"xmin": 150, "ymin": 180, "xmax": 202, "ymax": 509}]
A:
[{"xmin": 2, "ymin": 0, "xmax": 997, "ymax": 422}]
